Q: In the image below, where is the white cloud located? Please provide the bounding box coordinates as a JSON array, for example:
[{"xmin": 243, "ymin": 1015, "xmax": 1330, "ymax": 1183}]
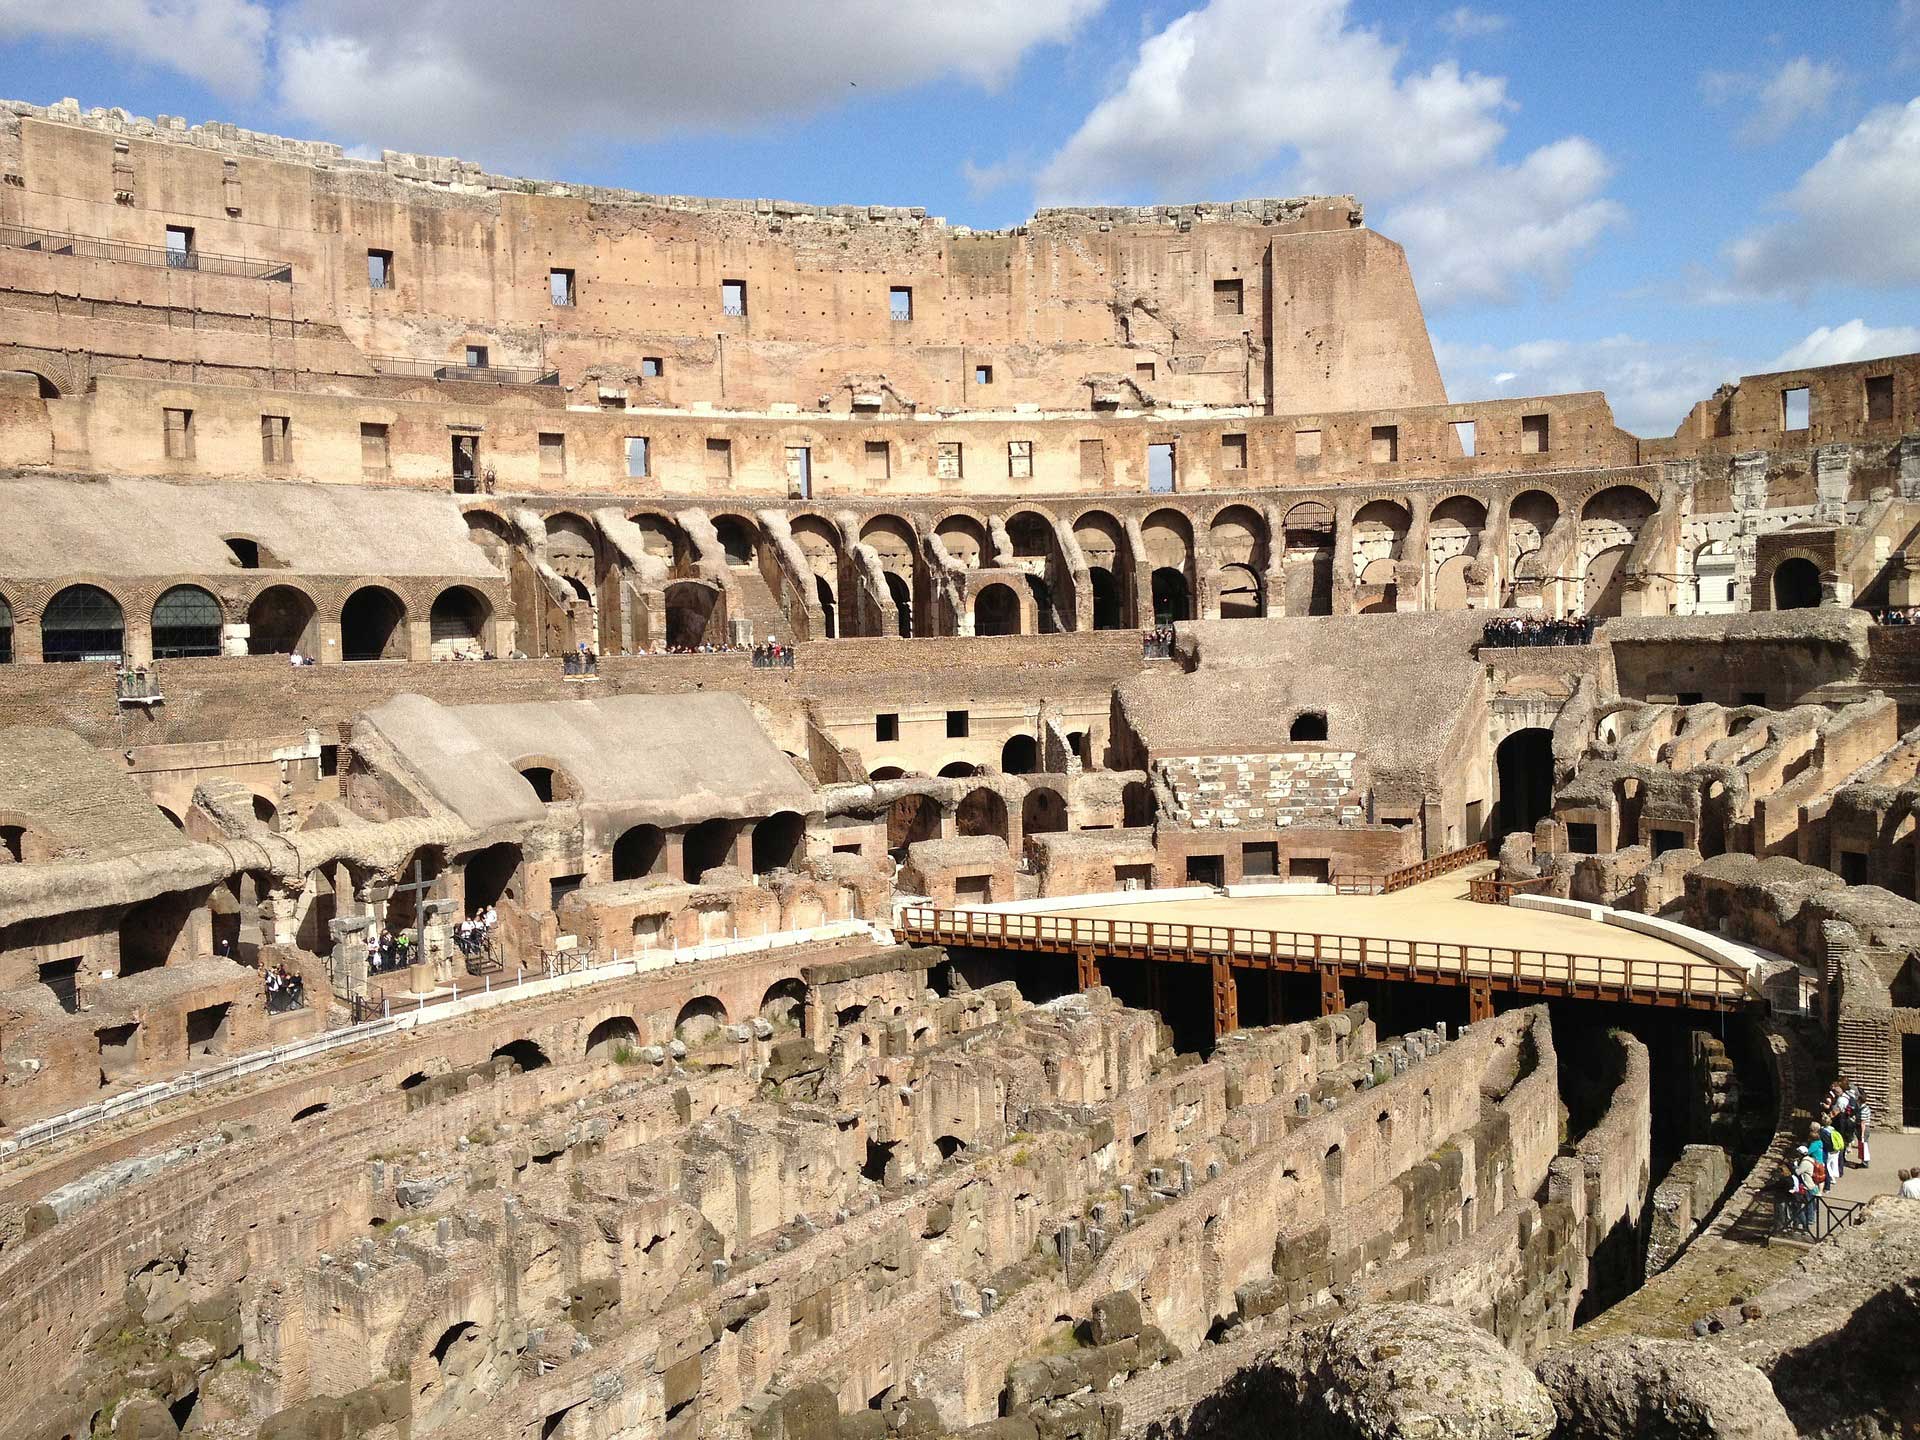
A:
[
  {"xmin": 272, "ymin": 0, "xmax": 1103, "ymax": 165},
  {"xmin": 1701, "ymin": 55, "xmax": 1841, "ymax": 144},
  {"xmin": 1034, "ymin": 0, "xmax": 1619, "ymax": 309},
  {"xmin": 1434, "ymin": 334, "xmax": 1739, "ymax": 438},
  {"xmin": 0, "ymin": 0, "xmax": 271, "ymax": 98},
  {"xmin": 1727, "ymin": 97, "xmax": 1920, "ymax": 294},
  {"xmin": 1769, "ymin": 319, "xmax": 1920, "ymax": 370},
  {"xmin": 1439, "ymin": 7, "xmax": 1507, "ymax": 39},
  {"xmin": 962, "ymin": 156, "xmax": 1027, "ymax": 198}
]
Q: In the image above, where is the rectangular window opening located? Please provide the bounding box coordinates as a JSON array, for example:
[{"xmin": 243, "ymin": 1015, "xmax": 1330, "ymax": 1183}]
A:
[
  {"xmin": 260, "ymin": 413, "xmax": 290, "ymax": 465},
  {"xmin": 1212, "ymin": 278, "xmax": 1243, "ymax": 317},
  {"xmin": 549, "ymin": 268, "xmax": 576, "ymax": 306},
  {"xmin": 946, "ymin": 710, "xmax": 969, "ymax": 739},
  {"xmin": 721, "ymin": 279, "xmax": 747, "ymax": 317},
  {"xmin": 539, "ymin": 431, "xmax": 566, "ymax": 476},
  {"xmin": 1782, "ymin": 386, "xmax": 1810, "ymax": 431},
  {"xmin": 705, "ymin": 437, "xmax": 733, "ymax": 478},
  {"xmin": 787, "ymin": 445, "xmax": 812, "ymax": 499},
  {"xmin": 1148, "ymin": 441, "xmax": 1177, "ymax": 494},
  {"xmin": 876, "ymin": 713, "xmax": 899, "ymax": 742},
  {"xmin": 164, "ymin": 225, "xmax": 195, "ymax": 267},
  {"xmin": 1008, "ymin": 439, "xmax": 1033, "ymax": 480},
  {"xmin": 1866, "ymin": 374, "xmax": 1894, "ymax": 423},
  {"xmin": 1136, "ymin": 361, "xmax": 1156, "ymax": 382},
  {"xmin": 466, "ymin": 344, "xmax": 489, "ymax": 369},
  {"xmin": 1221, "ymin": 433, "xmax": 1247, "ymax": 470},
  {"xmin": 319, "ymin": 743, "xmax": 339, "ymax": 777},
  {"xmin": 163, "ymin": 407, "xmax": 194, "ymax": 460},
  {"xmin": 1451, "ymin": 420, "xmax": 1476, "ymax": 457},
  {"xmin": 1521, "ymin": 412, "xmax": 1550, "ymax": 454},
  {"xmin": 626, "ymin": 436, "xmax": 651, "ymax": 479},
  {"xmin": 974, "ymin": 364, "xmax": 993, "ymax": 386},
  {"xmin": 360, "ymin": 421, "xmax": 390, "ymax": 473},
  {"xmin": 367, "ymin": 248, "xmax": 393, "ymax": 289},
  {"xmin": 1079, "ymin": 438, "xmax": 1106, "ymax": 480},
  {"xmin": 864, "ymin": 440, "xmax": 891, "ymax": 481},
  {"xmin": 1370, "ymin": 424, "xmax": 1399, "ymax": 464},
  {"xmin": 1295, "ymin": 428, "xmax": 1322, "ymax": 460},
  {"xmin": 641, "ymin": 356, "xmax": 664, "ymax": 379},
  {"xmin": 937, "ymin": 441, "xmax": 963, "ymax": 480},
  {"xmin": 889, "ymin": 286, "xmax": 913, "ymax": 322}
]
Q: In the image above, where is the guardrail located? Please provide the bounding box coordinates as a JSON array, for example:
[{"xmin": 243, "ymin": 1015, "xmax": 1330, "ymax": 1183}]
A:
[
  {"xmin": 1468, "ymin": 875, "xmax": 1552, "ymax": 905},
  {"xmin": 895, "ymin": 904, "xmax": 1747, "ymax": 1009},
  {"xmin": 1771, "ymin": 1192, "xmax": 1866, "ymax": 1243},
  {"xmin": 367, "ymin": 355, "xmax": 560, "ymax": 386},
  {"xmin": 1381, "ymin": 841, "xmax": 1489, "ymax": 894},
  {"xmin": 0, "ymin": 222, "xmax": 294, "ymax": 281}
]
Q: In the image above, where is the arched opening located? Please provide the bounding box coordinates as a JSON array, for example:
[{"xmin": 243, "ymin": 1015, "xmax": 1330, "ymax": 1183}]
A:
[
  {"xmin": 884, "ymin": 571, "xmax": 913, "ymax": 637},
  {"xmin": 1772, "ymin": 557, "xmax": 1821, "ymax": 611},
  {"xmin": 752, "ymin": 811, "xmax": 806, "ymax": 874},
  {"xmin": 491, "ymin": 1038, "xmax": 549, "ymax": 1071},
  {"xmin": 683, "ymin": 818, "xmax": 739, "ymax": 882},
  {"xmin": 431, "ymin": 1321, "xmax": 479, "ymax": 1367},
  {"xmin": 585, "ymin": 1015, "xmax": 639, "ymax": 1062},
  {"xmin": 0, "ymin": 589, "xmax": 11, "ymax": 663},
  {"xmin": 1427, "ymin": 496, "xmax": 1487, "ymax": 610},
  {"xmin": 1000, "ymin": 734, "xmax": 1038, "ymax": 775},
  {"xmin": 935, "ymin": 1134, "xmax": 967, "ymax": 1161},
  {"xmin": 938, "ymin": 761, "xmax": 979, "ymax": 779},
  {"xmin": 675, "ymin": 995, "xmax": 728, "ymax": 1045},
  {"xmin": 1123, "ymin": 781, "xmax": 1155, "ymax": 827},
  {"xmin": 814, "ymin": 574, "xmax": 838, "ymax": 639},
  {"xmin": 1088, "ymin": 567, "xmax": 1124, "ymax": 630},
  {"xmin": 1025, "ymin": 574, "xmax": 1061, "ymax": 634},
  {"xmin": 246, "ymin": 585, "xmax": 317, "ymax": 656},
  {"xmin": 464, "ymin": 842, "xmax": 520, "ymax": 910},
  {"xmin": 665, "ymin": 581, "xmax": 720, "ymax": 647},
  {"xmin": 630, "ymin": 513, "xmax": 688, "ymax": 572},
  {"xmin": 761, "ymin": 977, "xmax": 808, "ymax": 1032},
  {"xmin": 1022, "ymin": 787, "xmax": 1067, "ymax": 835},
  {"xmin": 340, "ymin": 586, "xmax": 407, "ymax": 662},
  {"xmin": 151, "ymin": 585, "xmax": 222, "ymax": 658},
  {"xmin": 428, "ymin": 586, "xmax": 489, "ymax": 659},
  {"xmin": 714, "ymin": 516, "xmax": 757, "ymax": 567},
  {"xmin": 888, "ymin": 793, "xmax": 941, "ymax": 855},
  {"xmin": 1690, "ymin": 539, "xmax": 1737, "ymax": 613},
  {"xmin": 934, "ymin": 514, "xmax": 987, "ymax": 569},
  {"xmin": 118, "ymin": 892, "xmax": 194, "ymax": 974},
  {"xmin": 1151, "ymin": 567, "xmax": 1190, "ymax": 625},
  {"xmin": 1283, "ymin": 501, "xmax": 1336, "ymax": 616},
  {"xmin": 1495, "ymin": 728, "xmax": 1555, "ymax": 839},
  {"xmin": 612, "ymin": 824, "xmax": 666, "ymax": 881},
  {"xmin": 974, "ymin": 583, "xmax": 1020, "ymax": 636},
  {"xmin": 292, "ymin": 1101, "xmax": 328, "ymax": 1122},
  {"xmin": 1210, "ymin": 506, "xmax": 1267, "ymax": 619},
  {"xmin": 251, "ymin": 793, "xmax": 279, "ymax": 832},
  {"xmin": 1431, "ymin": 554, "xmax": 1475, "ymax": 612},
  {"xmin": 41, "ymin": 584, "xmax": 123, "ymax": 663},
  {"xmin": 386, "ymin": 849, "xmax": 444, "ymax": 936},
  {"xmin": 870, "ymin": 766, "xmax": 904, "ymax": 781},
  {"xmin": 1289, "ymin": 712, "xmax": 1328, "ymax": 742},
  {"xmin": 518, "ymin": 766, "xmax": 576, "ymax": 803},
  {"xmin": 956, "ymin": 787, "xmax": 1009, "ymax": 840},
  {"xmin": 1216, "ymin": 563, "xmax": 1263, "ymax": 619},
  {"xmin": 1583, "ymin": 545, "xmax": 1633, "ymax": 618}
]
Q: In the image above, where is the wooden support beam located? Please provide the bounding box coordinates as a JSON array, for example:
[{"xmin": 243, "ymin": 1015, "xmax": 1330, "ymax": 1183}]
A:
[
  {"xmin": 1075, "ymin": 945, "xmax": 1099, "ymax": 992},
  {"xmin": 1468, "ymin": 978, "xmax": 1495, "ymax": 1023},
  {"xmin": 1318, "ymin": 968, "xmax": 1344, "ymax": 1016},
  {"xmin": 1211, "ymin": 956, "xmax": 1238, "ymax": 1040}
]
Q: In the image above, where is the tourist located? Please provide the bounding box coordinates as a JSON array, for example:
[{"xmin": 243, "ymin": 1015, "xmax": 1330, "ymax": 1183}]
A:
[
  {"xmin": 1854, "ymin": 1094, "xmax": 1872, "ymax": 1169},
  {"xmin": 1900, "ymin": 1168, "xmax": 1920, "ymax": 1200},
  {"xmin": 1824, "ymin": 1116, "xmax": 1846, "ymax": 1182},
  {"xmin": 1775, "ymin": 1160, "xmax": 1806, "ymax": 1234}
]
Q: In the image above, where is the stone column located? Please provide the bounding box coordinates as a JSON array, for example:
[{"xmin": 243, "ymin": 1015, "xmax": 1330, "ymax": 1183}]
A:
[{"xmin": 1814, "ymin": 445, "xmax": 1853, "ymax": 525}]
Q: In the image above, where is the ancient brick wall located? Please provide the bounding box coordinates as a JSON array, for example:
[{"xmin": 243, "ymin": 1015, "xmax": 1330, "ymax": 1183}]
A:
[{"xmin": 1157, "ymin": 751, "xmax": 1365, "ymax": 831}]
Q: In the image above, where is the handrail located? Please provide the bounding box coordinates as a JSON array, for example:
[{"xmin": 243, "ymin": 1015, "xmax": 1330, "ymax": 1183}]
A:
[
  {"xmin": 1381, "ymin": 841, "xmax": 1488, "ymax": 894},
  {"xmin": 1771, "ymin": 1192, "xmax": 1866, "ymax": 1243},
  {"xmin": 0, "ymin": 221, "xmax": 293, "ymax": 281},
  {"xmin": 1468, "ymin": 875, "xmax": 1552, "ymax": 905},
  {"xmin": 896, "ymin": 904, "xmax": 1748, "ymax": 1007},
  {"xmin": 366, "ymin": 354, "xmax": 561, "ymax": 386}
]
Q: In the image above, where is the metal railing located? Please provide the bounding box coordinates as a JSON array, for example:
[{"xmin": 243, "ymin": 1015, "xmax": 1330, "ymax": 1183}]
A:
[
  {"xmin": 0, "ymin": 222, "xmax": 294, "ymax": 281},
  {"xmin": 367, "ymin": 354, "xmax": 560, "ymax": 386},
  {"xmin": 895, "ymin": 904, "xmax": 1749, "ymax": 1008},
  {"xmin": 1771, "ymin": 1193, "xmax": 1865, "ymax": 1243},
  {"xmin": 751, "ymin": 648, "xmax": 797, "ymax": 669},
  {"xmin": 1468, "ymin": 875, "xmax": 1552, "ymax": 905}
]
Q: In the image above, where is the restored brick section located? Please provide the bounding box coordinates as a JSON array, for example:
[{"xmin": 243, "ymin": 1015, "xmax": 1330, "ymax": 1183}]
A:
[{"xmin": 1158, "ymin": 750, "xmax": 1365, "ymax": 830}]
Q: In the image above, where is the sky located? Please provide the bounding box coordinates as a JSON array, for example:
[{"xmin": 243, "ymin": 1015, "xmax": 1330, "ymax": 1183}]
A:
[{"xmin": 1, "ymin": 0, "xmax": 1918, "ymax": 435}]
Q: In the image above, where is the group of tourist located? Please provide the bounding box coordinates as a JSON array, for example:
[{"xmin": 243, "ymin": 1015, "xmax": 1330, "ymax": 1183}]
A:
[
  {"xmin": 262, "ymin": 963, "xmax": 305, "ymax": 1013},
  {"xmin": 1871, "ymin": 607, "xmax": 1920, "ymax": 626},
  {"xmin": 432, "ymin": 648, "xmax": 498, "ymax": 662},
  {"xmin": 286, "ymin": 651, "xmax": 316, "ymax": 666},
  {"xmin": 1480, "ymin": 615, "xmax": 1595, "ymax": 648},
  {"xmin": 1776, "ymin": 1077, "xmax": 1872, "ymax": 1230},
  {"xmin": 1142, "ymin": 627, "xmax": 1176, "ymax": 658},
  {"xmin": 454, "ymin": 907, "xmax": 499, "ymax": 958},
  {"xmin": 363, "ymin": 928, "xmax": 416, "ymax": 975}
]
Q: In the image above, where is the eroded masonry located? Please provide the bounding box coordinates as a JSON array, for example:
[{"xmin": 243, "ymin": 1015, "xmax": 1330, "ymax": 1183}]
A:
[{"xmin": 0, "ymin": 97, "xmax": 1916, "ymax": 1440}]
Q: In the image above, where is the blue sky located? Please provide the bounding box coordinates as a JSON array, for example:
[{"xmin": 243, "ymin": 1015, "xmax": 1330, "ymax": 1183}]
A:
[{"xmin": 2, "ymin": 0, "xmax": 1919, "ymax": 434}]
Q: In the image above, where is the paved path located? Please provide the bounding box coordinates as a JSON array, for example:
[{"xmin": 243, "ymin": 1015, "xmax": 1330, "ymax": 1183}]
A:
[{"xmin": 1825, "ymin": 1124, "xmax": 1919, "ymax": 1204}]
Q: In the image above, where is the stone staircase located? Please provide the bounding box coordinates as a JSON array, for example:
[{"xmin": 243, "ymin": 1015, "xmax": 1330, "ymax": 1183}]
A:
[{"xmin": 728, "ymin": 565, "xmax": 793, "ymax": 642}]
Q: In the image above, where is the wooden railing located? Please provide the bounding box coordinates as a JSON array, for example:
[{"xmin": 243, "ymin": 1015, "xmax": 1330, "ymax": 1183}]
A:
[
  {"xmin": 895, "ymin": 905, "xmax": 1748, "ymax": 1009},
  {"xmin": 1381, "ymin": 841, "xmax": 1490, "ymax": 894},
  {"xmin": 1468, "ymin": 875, "xmax": 1552, "ymax": 905}
]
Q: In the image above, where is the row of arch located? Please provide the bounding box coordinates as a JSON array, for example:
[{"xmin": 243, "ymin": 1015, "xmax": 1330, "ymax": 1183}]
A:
[{"xmin": 0, "ymin": 581, "xmax": 495, "ymax": 662}]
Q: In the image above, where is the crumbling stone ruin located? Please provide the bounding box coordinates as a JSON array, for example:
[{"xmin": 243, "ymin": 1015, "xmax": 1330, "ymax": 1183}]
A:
[{"xmin": 0, "ymin": 95, "xmax": 1917, "ymax": 1440}]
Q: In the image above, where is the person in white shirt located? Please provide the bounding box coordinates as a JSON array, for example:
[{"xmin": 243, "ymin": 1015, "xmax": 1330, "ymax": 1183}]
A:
[{"xmin": 1900, "ymin": 1168, "xmax": 1920, "ymax": 1201}]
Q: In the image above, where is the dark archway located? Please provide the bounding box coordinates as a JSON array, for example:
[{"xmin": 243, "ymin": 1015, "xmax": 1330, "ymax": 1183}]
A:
[
  {"xmin": 714, "ymin": 516, "xmax": 757, "ymax": 567},
  {"xmin": 761, "ymin": 977, "xmax": 808, "ymax": 1032},
  {"xmin": 675, "ymin": 995, "xmax": 728, "ymax": 1044},
  {"xmin": 1022, "ymin": 787, "xmax": 1067, "ymax": 835},
  {"xmin": 666, "ymin": 581, "xmax": 721, "ymax": 647},
  {"xmin": 491, "ymin": 1038, "xmax": 549, "ymax": 1071},
  {"xmin": 974, "ymin": 583, "xmax": 1020, "ymax": 636},
  {"xmin": 814, "ymin": 574, "xmax": 838, "ymax": 639},
  {"xmin": 340, "ymin": 585, "xmax": 407, "ymax": 662},
  {"xmin": 1089, "ymin": 566, "xmax": 1124, "ymax": 630},
  {"xmin": 1772, "ymin": 557, "xmax": 1821, "ymax": 611},
  {"xmin": 42, "ymin": 584, "xmax": 123, "ymax": 663},
  {"xmin": 612, "ymin": 824, "xmax": 666, "ymax": 881},
  {"xmin": 1583, "ymin": 546, "xmax": 1633, "ymax": 619},
  {"xmin": 938, "ymin": 761, "xmax": 979, "ymax": 779},
  {"xmin": 151, "ymin": 585, "xmax": 222, "ymax": 658},
  {"xmin": 888, "ymin": 793, "xmax": 941, "ymax": 854},
  {"xmin": 428, "ymin": 585, "xmax": 489, "ymax": 657},
  {"xmin": 1026, "ymin": 574, "xmax": 1061, "ymax": 635},
  {"xmin": 1001, "ymin": 734, "xmax": 1038, "ymax": 775},
  {"xmin": 246, "ymin": 585, "xmax": 316, "ymax": 656},
  {"xmin": 884, "ymin": 571, "xmax": 913, "ymax": 637},
  {"xmin": 464, "ymin": 842, "xmax": 520, "ymax": 910},
  {"xmin": 752, "ymin": 811, "xmax": 806, "ymax": 874},
  {"xmin": 1495, "ymin": 728, "xmax": 1555, "ymax": 839},
  {"xmin": 683, "ymin": 818, "xmax": 739, "ymax": 882},
  {"xmin": 1289, "ymin": 712, "xmax": 1328, "ymax": 742},
  {"xmin": 1216, "ymin": 563, "xmax": 1263, "ymax": 619},
  {"xmin": 956, "ymin": 787, "xmax": 1009, "ymax": 840},
  {"xmin": 1151, "ymin": 567, "xmax": 1190, "ymax": 625},
  {"xmin": 1123, "ymin": 781, "xmax": 1155, "ymax": 827},
  {"xmin": 586, "ymin": 1015, "xmax": 639, "ymax": 1061}
]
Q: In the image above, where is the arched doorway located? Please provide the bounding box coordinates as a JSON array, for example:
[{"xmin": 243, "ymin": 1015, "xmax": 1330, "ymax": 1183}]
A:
[
  {"xmin": 666, "ymin": 582, "xmax": 721, "ymax": 647},
  {"xmin": 1152, "ymin": 567, "xmax": 1190, "ymax": 624},
  {"xmin": 761, "ymin": 978, "xmax": 808, "ymax": 1032},
  {"xmin": 1216, "ymin": 563, "xmax": 1263, "ymax": 619},
  {"xmin": 714, "ymin": 516, "xmax": 757, "ymax": 567},
  {"xmin": 1022, "ymin": 787, "xmax": 1067, "ymax": 835},
  {"xmin": 1289, "ymin": 712, "xmax": 1328, "ymax": 742},
  {"xmin": 151, "ymin": 585, "xmax": 222, "ymax": 658},
  {"xmin": 956, "ymin": 787, "xmax": 1008, "ymax": 839},
  {"xmin": 1122, "ymin": 781, "xmax": 1155, "ymax": 827},
  {"xmin": 428, "ymin": 586, "xmax": 489, "ymax": 659},
  {"xmin": 1495, "ymin": 728, "xmax": 1555, "ymax": 839},
  {"xmin": 814, "ymin": 575, "xmax": 838, "ymax": 639},
  {"xmin": 1089, "ymin": 567, "xmax": 1124, "ymax": 630},
  {"xmin": 975, "ymin": 583, "xmax": 1020, "ymax": 636},
  {"xmin": 340, "ymin": 586, "xmax": 407, "ymax": 661},
  {"xmin": 41, "ymin": 584, "xmax": 123, "ymax": 662},
  {"xmin": 463, "ymin": 842, "xmax": 521, "ymax": 910},
  {"xmin": 1772, "ymin": 558, "xmax": 1821, "ymax": 610},
  {"xmin": 752, "ymin": 811, "xmax": 806, "ymax": 873},
  {"xmin": 884, "ymin": 572, "xmax": 913, "ymax": 637},
  {"xmin": 675, "ymin": 996, "xmax": 728, "ymax": 1044},
  {"xmin": 1583, "ymin": 546, "xmax": 1633, "ymax": 618},
  {"xmin": 246, "ymin": 585, "xmax": 316, "ymax": 656},
  {"xmin": 938, "ymin": 761, "xmax": 979, "ymax": 779},
  {"xmin": 611, "ymin": 824, "xmax": 665, "ymax": 881},
  {"xmin": 1000, "ymin": 734, "xmax": 1038, "ymax": 774},
  {"xmin": 586, "ymin": 1015, "xmax": 639, "ymax": 1062},
  {"xmin": 683, "ymin": 818, "xmax": 739, "ymax": 882},
  {"xmin": 887, "ymin": 793, "xmax": 941, "ymax": 855}
]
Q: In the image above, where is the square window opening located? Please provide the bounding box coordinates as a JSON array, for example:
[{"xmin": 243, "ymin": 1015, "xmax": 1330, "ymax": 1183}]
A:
[
  {"xmin": 721, "ymin": 279, "xmax": 747, "ymax": 317},
  {"xmin": 889, "ymin": 286, "xmax": 913, "ymax": 322},
  {"xmin": 974, "ymin": 364, "xmax": 993, "ymax": 386},
  {"xmin": 367, "ymin": 248, "xmax": 393, "ymax": 288},
  {"xmin": 539, "ymin": 432, "xmax": 566, "ymax": 476},
  {"xmin": 1136, "ymin": 361, "xmax": 1156, "ymax": 382},
  {"xmin": 937, "ymin": 441, "xmax": 963, "ymax": 480},
  {"xmin": 549, "ymin": 268, "xmax": 576, "ymax": 306},
  {"xmin": 465, "ymin": 344, "xmax": 489, "ymax": 369},
  {"xmin": 705, "ymin": 437, "xmax": 733, "ymax": 478},
  {"xmin": 1212, "ymin": 278, "xmax": 1243, "ymax": 316},
  {"xmin": 360, "ymin": 422, "xmax": 390, "ymax": 472},
  {"xmin": 626, "ymin": 436, "xmax": 650, "ymax": 479},
  {"xmin": 876, "ymin": 713, "xmax": 899, "ymax": 742},
  {"xmin": 1866, "ymin": 374, "xmax": 1894, "ymax": 423},
  {"xmin": 1782, "ymin": 386, "xmax": 1811, "ymax": 431},
  {"xmin": 946, "ymin": 710, "xmax": 969, "ymax": 739},
  {"xmin": 864, "ymin": 440, "xmax": 891, "ymax": 481},
  {"xmin": 1008, "ymin": 439, "xmax": 1034, "ymax": 479},
  {"xmin": 164, "ymin": 225, "xmax": 195, "ymax": 267},
  {"xmin": 641, "ymin": 356, "xmax": 664, "ymax": 379},
  {"xmin": 1521, "ymin": 412, "xmax": 1550, "ymax": 454},
  {"xmin": 1370, "ymin": 424, "xmax": 1399, "ymax": 464},
  {"xmin": 1221, "ymin": 433, "xmax": 1247, "ymax": 470}
]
